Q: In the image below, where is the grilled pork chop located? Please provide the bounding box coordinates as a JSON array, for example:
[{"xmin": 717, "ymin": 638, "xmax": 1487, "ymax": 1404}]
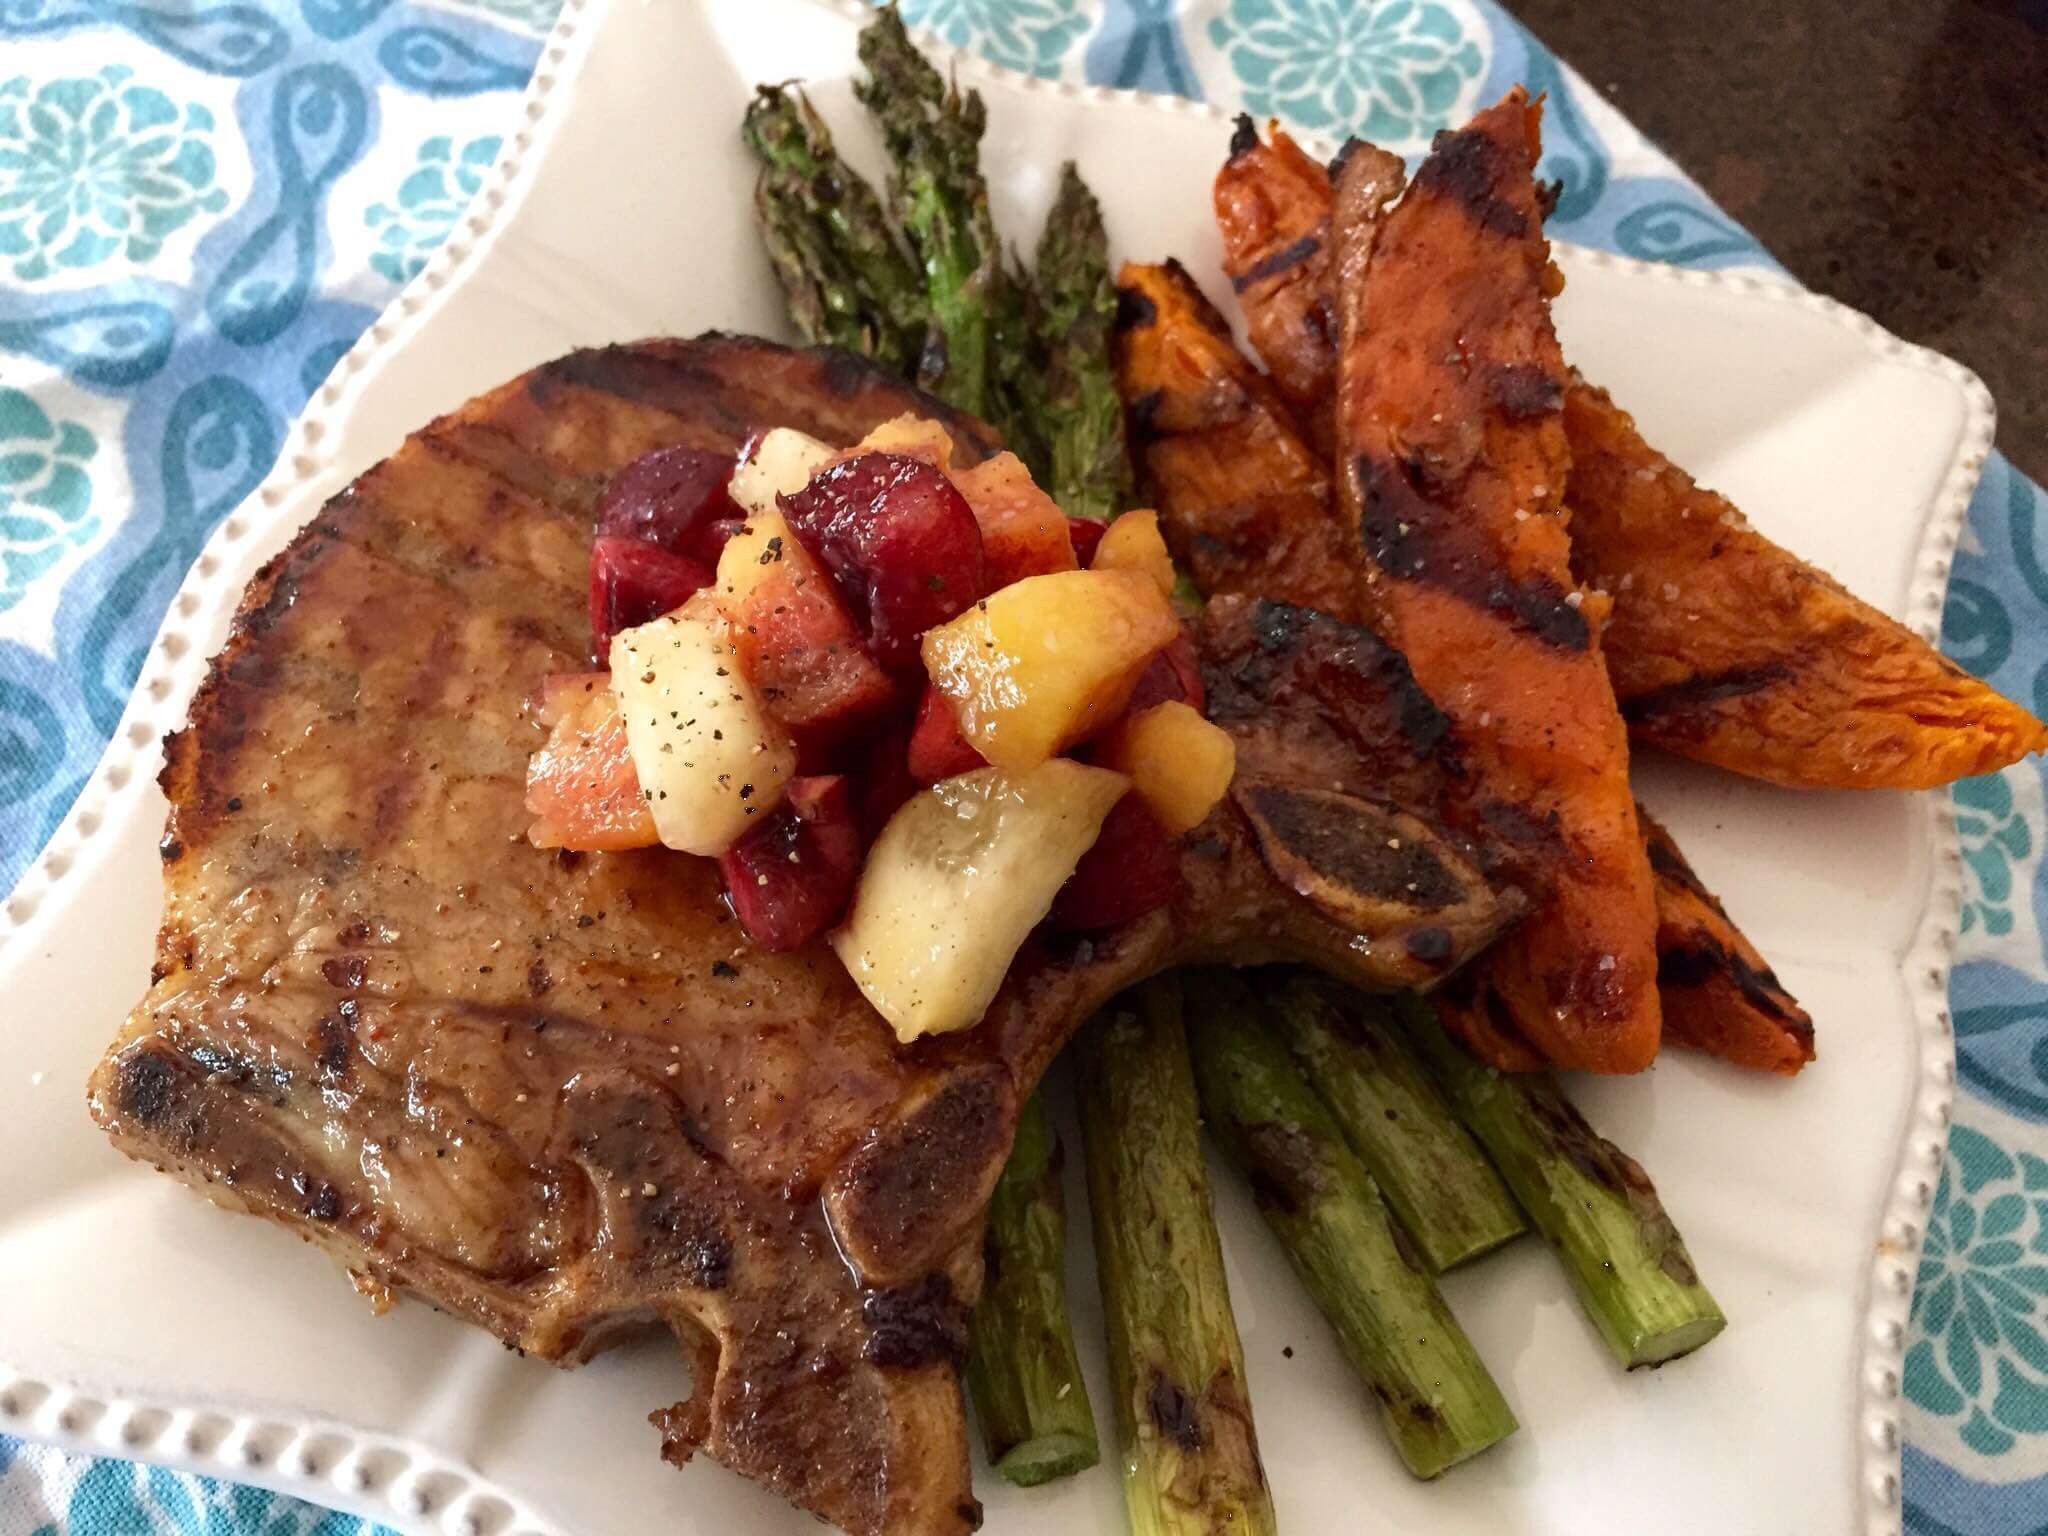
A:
[{"xmin": 89, "ymin": 336, "xmax": 1522, "ymax": 1536}]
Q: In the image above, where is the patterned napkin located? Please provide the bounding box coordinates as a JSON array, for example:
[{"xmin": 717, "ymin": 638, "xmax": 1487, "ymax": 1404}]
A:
[{"xmin": 2, "ymin": 0, "xmax": 2042, "ymax": 1531}]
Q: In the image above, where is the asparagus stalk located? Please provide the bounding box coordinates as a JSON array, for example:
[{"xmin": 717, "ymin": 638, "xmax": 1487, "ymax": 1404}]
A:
[
  {"xmin": 1398, "ymin": 993, "xmax": 1727, "ymax": 1368},
  {"xmin": 965, "ymin": 1091, "xmax": 1100, "ymax": 1486},
  {"xmin": 856, "ymin": 7, "xmax": 1004, "ymax": 420},
  {"xmin": 1030, "ymin": 163, "xmax": 1131, "ymax": 522},
  {"xmin": 1272, "ymin": 972, "xmax": 1525, "ymax": 1272},
  {"xmin": 741, "ymin": 83, "xmax": 927, "ymax": 373},
  {"xmin": 1078, "ymin": 978, "xmax": 1276, "ymax": 1536},
  {"xmin": 1186, "ymin": 973, "xmax": 1518, "ymax": 1478}
]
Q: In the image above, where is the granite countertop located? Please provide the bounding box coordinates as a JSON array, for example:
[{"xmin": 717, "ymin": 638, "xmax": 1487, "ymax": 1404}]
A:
[{"xmin": 1516, "ymin": 0, "xmax": 2046, "ymax": 483}]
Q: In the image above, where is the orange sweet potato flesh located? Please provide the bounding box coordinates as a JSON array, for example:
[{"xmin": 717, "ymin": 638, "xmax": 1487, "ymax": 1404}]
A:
[
  {"xmin": 1112, "ymin": 245, "xmax": 1806, "ymax": 1074},
  {"xmin": 1111, "ymin": 257, "xmax": 1358, "ymax": 619},
  {"xmin": 1638, "ymin": 808, "xmax": 1814, "ymax": 1074},
  {"xmin": 1332, "ymin": 91, "xmax": 1661, "ymax": 1075},
  {"xmin": 1218, "ymin": 120, "xmax": 2046, "ymax": 791},
  {"xmin": 1567, "ymin": 380, "xmax": 2048, "ymax": 788}
]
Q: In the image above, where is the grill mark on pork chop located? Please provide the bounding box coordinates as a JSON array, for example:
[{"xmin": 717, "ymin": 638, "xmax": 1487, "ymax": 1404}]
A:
[{"xmin": 91, "ymin": 336, "xmax": 1525, "ymax": 1536}]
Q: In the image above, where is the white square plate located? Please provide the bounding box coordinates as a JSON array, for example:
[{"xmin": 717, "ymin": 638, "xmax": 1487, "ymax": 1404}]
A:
[{"xmin": 0, "ymin": 1, "xmax": 1991, "ymax": 1533}]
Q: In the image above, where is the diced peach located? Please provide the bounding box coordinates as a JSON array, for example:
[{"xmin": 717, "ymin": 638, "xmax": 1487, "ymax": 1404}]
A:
[
  {"xmin": 832, "ymin": 759, "xmax": 1130, "ymax": 1042},
  {"xmin": 950, "ymin": 451, "xmax": 1079, "ymax": 588},
  {"xmin": 714, "ymin": 510, "xmax": 898, "ymax": 747},
  {"xmin": 1090, "ymin": 509, "xmax": 1176, "ymax": 599},
  {"xmin": 920, "ymin": 567, "xmax": 1180, "ymax": 771},
  {"xmin": 843, "ymin": 413, "xmax": 956, "ymax": 472},
  {"xmin": 524, "ymin": 674, "xmax": 659, "ymax": 850},
  {"xmin": 1096, "ymin": 700, "xmax": 1237, "ymax": 834}
]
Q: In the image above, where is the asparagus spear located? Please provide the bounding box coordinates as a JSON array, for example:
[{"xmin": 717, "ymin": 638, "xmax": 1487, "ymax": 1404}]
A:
[
  {"xmin": 1030, "ymin": 163, "xmax": 1131, "ymax": 522},
  {"xmin": 856, "ymin": 7, "xmax": 1004, "ymax": 420},
  {"xmin": 1272, "ymin": 971, "xmax": 1525, "ymax": 1272},
  {"xmin": 965, "ymin": 1091, "xmax": 1100, "ymax": 1486},
  {"xmin": 1186, "ymin": 973, "xmax": 1518, "ymax": 1478},
  {"xmin": 1398, "ymin": 993, "xmax": 1727, "ymax": 1368},
  {"xmin": 741, "ymin": 83, "xmax": 927, "ymax": 373},
  {"xmin": 1079, "ymin": 978, "xmax": 1276, "ymax": 1536}
]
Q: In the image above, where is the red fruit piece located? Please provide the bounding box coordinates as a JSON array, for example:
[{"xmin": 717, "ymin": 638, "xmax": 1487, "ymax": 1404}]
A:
[
  {"xmin": 1066, "ymin": 516, "xmax": 1108, "ymax": 565},
  {"xmin": 724, "ymin": 528, "xmax": 900, "ymax": 752},
  {"xmin": 1047, "ymin": 794, "xmax": 1180, "ymax": 931},
  {"xmin": 856, "ymin": 719, "xmax": 920, "ymax": 841},
  {"xmin": 779, "ymin": 452, "xmax": 986, "ymax": 671},
  {"xmin": 596, "ymin": 446, "xmax": 744, "ymax": 566},
  {"xmin": 589, "ymin": 536, "xmax": 712, "ymax": 660},
  {"xmin": 718, "ymin": 775, "xmax": 864, "ymax": 952},
  {"xmin": 907, "ymin": 686, "xmax": 985, "ymax": 783},
  {"xmin": 1124, "ymin": 630, "xmax": 1206, "ymax": 716}
]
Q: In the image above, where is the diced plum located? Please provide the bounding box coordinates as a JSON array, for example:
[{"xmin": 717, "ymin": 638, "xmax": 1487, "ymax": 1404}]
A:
[
  {"xmin": 779, "ymin": 452, "xmax": 986, "ymax": 672},
  {"xmin": 596, "ymin": 446, "xmax": 743, "ymax": 566},
  {"xmin": 524, "ymin": 673, "xmax": 659, "ymax": 851},
  {"xmin": 857, "ymin": 718, "xmax": 920, "ymax": 841},
  {"xmin": 1047, "ymin": 794, "xmax": 1181, "ymax": 931},
  {"xmin": 950, "ymin": 451, "xmax": 1078, "ymax": 588},
  {"xmin": 907, "ymin": 686, "xmax": 986, "ymax": 783},
  {"xmin": 1066, "ymin": 516, "xmax": 1108, "ymax": 565},
  {"xmin": 1125, "ymin": 630, "xmax": 1206, "ymax": 715},
  {"xmin": 589, "ymin": 536, "xmax": 713, "ymax": 661},
  {"xmin": 718, "ymin": 774, "xmax": 863, "ymax": 952},
  {"xmin": 715, "ymin": 511, "xmax": 900, "ymax": 750}
]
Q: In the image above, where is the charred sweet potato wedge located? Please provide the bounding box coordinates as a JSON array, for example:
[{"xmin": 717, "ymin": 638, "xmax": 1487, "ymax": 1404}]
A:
[
  {"xmin": 1566, "ymin": 380, "xmax": 2048, "ymax": 788},
  {"xmin": 1638, "ymin": 809, "xmax": 1814, "ymax": 1075},
  {"xmin": 1216, "ymin": 119, "xmax": 2046, "ymax": 791},
  {"xmin": 1112, "ymin": 258, "xmax": 1359, "ymax": 619},
  {"xmin": 1332, "ymin": 90, "xmax": 1661, "ymax": 1075}
]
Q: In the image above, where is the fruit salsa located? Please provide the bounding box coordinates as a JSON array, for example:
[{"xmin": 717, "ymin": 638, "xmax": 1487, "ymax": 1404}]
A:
[{"xmin": 524, "ymin": 418, "xmax": 1235, "ymax": 1042}]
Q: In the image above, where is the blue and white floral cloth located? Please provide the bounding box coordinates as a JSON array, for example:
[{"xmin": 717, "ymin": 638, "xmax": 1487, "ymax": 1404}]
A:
[{"xmin": 0, "ymin": 0, "xmax": 2041, "ymax": 1531}]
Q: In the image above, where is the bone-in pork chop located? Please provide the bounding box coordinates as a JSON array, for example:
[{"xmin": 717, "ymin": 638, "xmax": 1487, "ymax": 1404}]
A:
[{"xmin": 88, "ymin": 336, "xmax": 1522, "ymax": 1536}]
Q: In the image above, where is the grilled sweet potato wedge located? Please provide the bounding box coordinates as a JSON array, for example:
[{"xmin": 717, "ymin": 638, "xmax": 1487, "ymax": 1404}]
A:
[
  {"xmin": 1217, "ymin": 119, "xmax": 2045, "ymax": 791},
  {"xmin": 1638, "ymin": 809, "xmax": 1814, "ymax": 1074},
  {"xmin": 1116, "ymin": 248, "xmax": 1813, "ymax": 1074},
  {"xmin": 1112, "ymin": 258, "xmax": 1357, "ymax": 617},
  {"xmin": 1566, "ymin": 380, "xmax": 2048, "ymax": 787},
  {"xmin": 1332, "ymin": 90, "xmax": 1661, "ymax": 1075}
]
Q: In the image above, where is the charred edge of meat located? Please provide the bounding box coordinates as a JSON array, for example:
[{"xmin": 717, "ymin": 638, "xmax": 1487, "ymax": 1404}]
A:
[
  {"xmin": 830, "ymin": 1067, "xmax": 1014, "ymax": 1281},
  {"xmin": 1619, "ymin": 664, "xmax": 1798, "ymax": 732},
  {"xmin": 1207, "ymin": 600, "xmax": 1453, "ymax": 763},
  {"xmin": 1353, "ymin": 456, "xmax": 1589, "ymax": 651},
  {"xmin": 861, "ymin": 1273, "xmax": 971, "ymax": 1369},
  {"xmin": 1230, "ymin": 232, "xmax": 1325, "ymax": 294},
  {"xmin": 1415, "ymin": 121, "xmax": 1529, "ymax": 240},
  {"xmin": 1658, "ymin": 936, "xmax": 1808, "ymax": 1035},
  {"xmin": 530, "ymin": 335, "xmax": 1003, "ymax": 463},
  {"xmin": 1236, "ymin": 782, "xmax": 1473, "ymax": 912}
]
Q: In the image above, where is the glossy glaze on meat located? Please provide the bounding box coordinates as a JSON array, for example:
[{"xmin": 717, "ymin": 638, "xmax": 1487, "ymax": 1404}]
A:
[{"xmin": 88, "ymin": 336, "xmax": 1522, "ymax": 1536}]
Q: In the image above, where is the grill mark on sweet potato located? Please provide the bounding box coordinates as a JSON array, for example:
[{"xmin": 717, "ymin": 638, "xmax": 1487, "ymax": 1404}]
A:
[
  {"xmin": 1619, "ymin": 664, "xmax": 1797, "ymax": 731},
  {"xmin": 1410, "ymin": 123, "xmax": 1528, "ymax": 239},
  {"xmin": 1231, "ymin": 232, "xmax": 1324, "ymax": 292},
  {"xmin": 1353, "ymin": 456, "xmax": 1590, "ymax": 651}
]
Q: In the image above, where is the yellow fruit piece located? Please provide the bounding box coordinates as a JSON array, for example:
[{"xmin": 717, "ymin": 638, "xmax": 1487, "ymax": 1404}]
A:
[
  {"xmin": 920, "ymin": 567, "xmax": 1180, "ymax": 771},
  {"xmin": 729, "ymin": 427, "xmax": 833, "ymax": 517},
  {"xmin": 832, "ymin": 759, "xmax": 1130, "ymax": 1042},
  {"xmin": 1090, "ymin": 509, "xmax": 1176, "ymax": 599},
  {"xmin": 1098, "ymin": 701, "xmax": 1238, "ymax": 835},
  {"xmin": 846, "ymin": 413, "xmax": 955, "ymax": 472},
  {"xmin": 610, "ymin": 591, "xmax": 797, "ymax": 856}
]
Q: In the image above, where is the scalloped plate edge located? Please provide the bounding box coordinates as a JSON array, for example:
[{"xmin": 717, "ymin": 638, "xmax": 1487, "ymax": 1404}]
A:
[{"xmin": 0, "ymin": 1, "xmax": 1989, "ymax": 1532}]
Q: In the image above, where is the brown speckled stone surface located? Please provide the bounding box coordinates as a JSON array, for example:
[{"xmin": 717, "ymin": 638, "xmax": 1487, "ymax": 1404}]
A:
[{"xmin": 1513, "ymin": 0, "xmax": 2047, "ymax": 483}]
